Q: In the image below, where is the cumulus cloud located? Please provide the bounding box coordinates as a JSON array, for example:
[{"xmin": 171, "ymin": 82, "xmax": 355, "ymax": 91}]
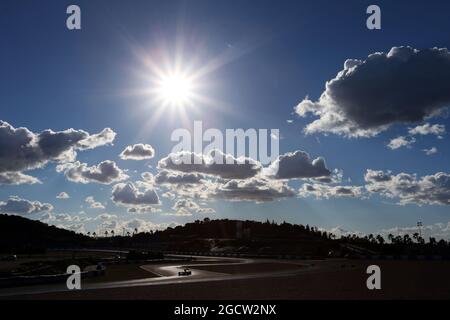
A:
[
  {"xmin": 423, "ymin": 147, "xmax": 438, "ymax": 155},
  {"xmin": 56, "ymin": 160, "xmax": 128, "ymax": 184},
  {"xmin": 409, "ymin": 123, "xmax": 446, "ymax": 136},
  {"xmin": 119, "ymin": 144, "xmax": 155, "ymax": 160},
  {"xmin": 214, "ymin": 177, "xmax": 295, "ymax": 203},
  {"xmin": 299, "ymin": 183, "xmax": 364, "ymax": 199},
  {"xmin": 58, "ymin": 223, "xmax": 85, "ymax": 234},
  {"xmin": 323, "ymin": 222, "xmax": 450, "ymax": 241},
  {"xmin": 161, "ymin": 176, "xmax": 293, "ymax": 203},
  {"xmin": 162, "ymin": 191, "xmax": 176, "ymax": 200},
  {"xmin": 365, "ymin": 169, "xmax": 450, "ymax": 205},
  {"xmin": 77, "ymin": 128, "xmax": 116, "ymax": 150},
  {"xmin": 155, "ymin": 150, "xmax": 306, "ymax": 203},
  {"xmin": 364, "ymin": 169, "xmax": 393, "ymax": 183},
  {"xmin": 171, "ymin": 198, "xmax": 215, "ymax": 216},
  {"xmin": 95, "ymin": 213, "xmax": 118, "ymax": 221},
  {"xmin": 95, "ymin": 217, "xmax": 178, "ymax": 234},
  {"xmin": 0, "ymin": 172, "xmax": 41, "ymax": 185},
  {"xmin": 295, "ymin": 47, "xmax": 450, "ymax": 137},
  {"xmin": 56, "ymin": 192, "xmax": 70, "ymax": 199},
  {"xmin": 155, "ymin": 170, "xmax": 205, "ymax": 185},
  {"xmin": 156, "ymin": 150, "xmax": 333, "ymax": 203},
  {"xmin": 381, "ymin": 222, "xmax": 450, "ymax": 241},
  {"xmin": 0, "ymin": 120, "xmax": 116, "ymax": 174},
  {"xmin": 85, "ymin": 196, "xmax": 105, "ymax": 209},
  {"xmin": 111, "ymin": 182, "xmax": 160, "ymax": 208},
  {"xmin": 41, "ymin": 212, "xmax": 90, "ymax": 223},
  {"xmin": 0, "ymin": 196, "xmax": 53, "ymax": 215},
  {"xmin": 319, "ymin": 226, "xmax": 364, "ymax": 238},
  {"xmin": 312, "ymin": 169, "xmax": 344, "ymax": 184},
  {"xmin": 264, "ymin": 150, "xmax": 331, "ymax": 179},
  {"xmin": 158, "ymin": 150, "xmax": 261, "ymax": 179},
  {"xmin": 387, "ymin": 136, "xmax": 416, "ymax": 150},
  {"xmin": 127, "ymin": 207, "xmax": 162, "ymax": 214}
]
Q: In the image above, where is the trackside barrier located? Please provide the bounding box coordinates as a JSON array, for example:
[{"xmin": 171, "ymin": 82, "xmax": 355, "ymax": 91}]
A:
[{"xmin": 0, "ymin": 269, "xmax": 104, "ymax": 288}]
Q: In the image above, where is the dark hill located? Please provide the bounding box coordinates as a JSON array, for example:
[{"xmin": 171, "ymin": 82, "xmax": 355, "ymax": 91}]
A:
[
  {"xmin": 0, "ymin": 214, "xmax": 88, "ymax": 254},
  {"xmin": 2, "ymin": 215, "xmax": 448, "ymax": 258},
  {"xmin": 129, "ymin": 218, "xmax": 337, "ymax": 256}
]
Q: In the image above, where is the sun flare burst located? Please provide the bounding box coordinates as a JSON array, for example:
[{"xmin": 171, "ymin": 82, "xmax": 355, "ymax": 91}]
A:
[{"xmin": 156, "ymin": 72, "xmax": 195, "ymax": 107}]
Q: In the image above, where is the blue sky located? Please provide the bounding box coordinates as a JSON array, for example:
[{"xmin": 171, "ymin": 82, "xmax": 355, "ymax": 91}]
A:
[{"xmin": 1, "ymin": 0, "xmax": 450, "ymax": 238}]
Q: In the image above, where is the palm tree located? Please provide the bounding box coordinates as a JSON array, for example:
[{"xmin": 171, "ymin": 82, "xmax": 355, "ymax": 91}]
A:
[
  {"xmin": 111, "ymin": 230, "xmax": 115, "ymax": 237},
  {"xmin": 93, "ymin": 232, "xmax": 97, "ymax": 238},
  {"xmin": 126, "ymin": 231, "xmax": 131, "ymax": 237},
  {"xmin": 388, "ymin": 234, "xmax": 394, "ymax": 243},
  {"xmin": 376, "ymin": 235, "xmax": 385, "ymax": 245},
  {"xmin": 403, "ymin": 234, "xmax": 412, "ymax": 244},
  {"xmin": 87, "ymin": 231, "xmax": 91, "ymax": 237},
  {"xmin": 134, "ymin": 227, "xmax": 138, "ymax": 235}
]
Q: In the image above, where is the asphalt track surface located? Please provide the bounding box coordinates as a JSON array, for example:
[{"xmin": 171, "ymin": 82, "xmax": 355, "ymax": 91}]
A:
[{"xmin": 0, "ymin": 254, "xmax": 324, "ymax": 298}]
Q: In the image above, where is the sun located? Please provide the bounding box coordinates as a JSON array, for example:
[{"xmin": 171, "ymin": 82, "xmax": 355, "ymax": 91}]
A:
[{"xmin": 155, "ymin": 72, "xmax": 195, "ymax": 107}]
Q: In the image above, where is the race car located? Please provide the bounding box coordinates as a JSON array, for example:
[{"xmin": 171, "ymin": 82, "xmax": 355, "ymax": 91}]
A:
[{"xmin": 178, "ymin": 268, "xmax": 192, "ymax": 276}]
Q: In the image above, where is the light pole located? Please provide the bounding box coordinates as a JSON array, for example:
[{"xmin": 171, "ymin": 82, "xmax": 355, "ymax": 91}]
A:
[{"xmin": 417, "ymin": 221, "xmax": 423, "ymax": 238}]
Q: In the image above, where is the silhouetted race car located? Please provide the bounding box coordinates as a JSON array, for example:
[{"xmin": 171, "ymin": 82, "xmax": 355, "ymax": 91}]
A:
[{"xmin": 178, "ymin": 268, "xmax": 192, "ymax": 276}]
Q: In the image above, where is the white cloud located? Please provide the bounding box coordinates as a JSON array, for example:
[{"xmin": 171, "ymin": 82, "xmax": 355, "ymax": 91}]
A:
[
  {"xmin": 77, "ymin": 128, "xmax": 116, "ymax": 150},
  {"xmin": 119, "ymin": 144, "xmax": 155, "ymax": 160},
  {"xmin": 409, "ymin": 123, "xmax": 446, "ymax": 136},
  {"xmin": 127, "ymin": 207, "xmax": 162, "ymax": 214},
  {"xmin": 365, "ymin": 169, "xmax": 450, "ymax": 205},
  {"xmin": 264, "ymin": 150, "xmax": 331, "ymax": 179},
  {"xmin": 56, "ymin": 160, "xmax": 128, "ymax": 184},
  {"xmin": 95, "ymin": 217, "xmax": 179, "ymax": 234},
  {"xmin": 56, "ymin": 192, "xmax": 70, "ymax": 199},
  {"xmin": 85, "ymin": 196, "xmax": 105, "ymax": 209},
  {"xmin": 111, "ymin": 182, "xmax": 160, "ymax": 208},
  {"xmin": 40, "ymin": 212, "xmax": 91, "ymax": 223},
  {"xmin": 387, "ymin": 136, "xmax": 416, "ymax": 150},
  {"xmin": 0, "ymin": 172, "xmax": 41, "ymax": 185},
  {"xmin": 171, "ymin": 199, "xmax": 215, "ymax": 215},
  {"xmin": 155, "ymin": 170, "xmax": 205, "ymax": 185},
  {"xmin": 380, "ymin": 222, "xmax": 450, "ymax": 241},
  {"xmin": 214, "ymin": 177, "xmax": 295, "ymax": 203},
  {"xmin": 0, "ymin": 121, "xmax": 116, "ymax": 182},
  {"xmin": 0, "ymin": 196, "xmax": 53, "ymax": 216},
  {"xmin": 158, "ymin": 150, "xmax": 262, "ymax": 179},
  {"xmin": 58, "ymin": 223, "xmax": 85, "ymax": 234},
  {"xmin": 295, "ymin": 47, "xmax": 450, "ymax": 137},
  {"xmin": 95, "ymin": 213, "xmax": 118, "ymax": 220},
  {"xmin": 299, "ymin": 183, "xmax": 364, "ymax": 199},
  {"xmin": 423, "ymin": 147, "xmax": 438, "ymax": 156},
  {"xmin": 318, "ymin": 226, "xmax": 364, "ymax": 238}
]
